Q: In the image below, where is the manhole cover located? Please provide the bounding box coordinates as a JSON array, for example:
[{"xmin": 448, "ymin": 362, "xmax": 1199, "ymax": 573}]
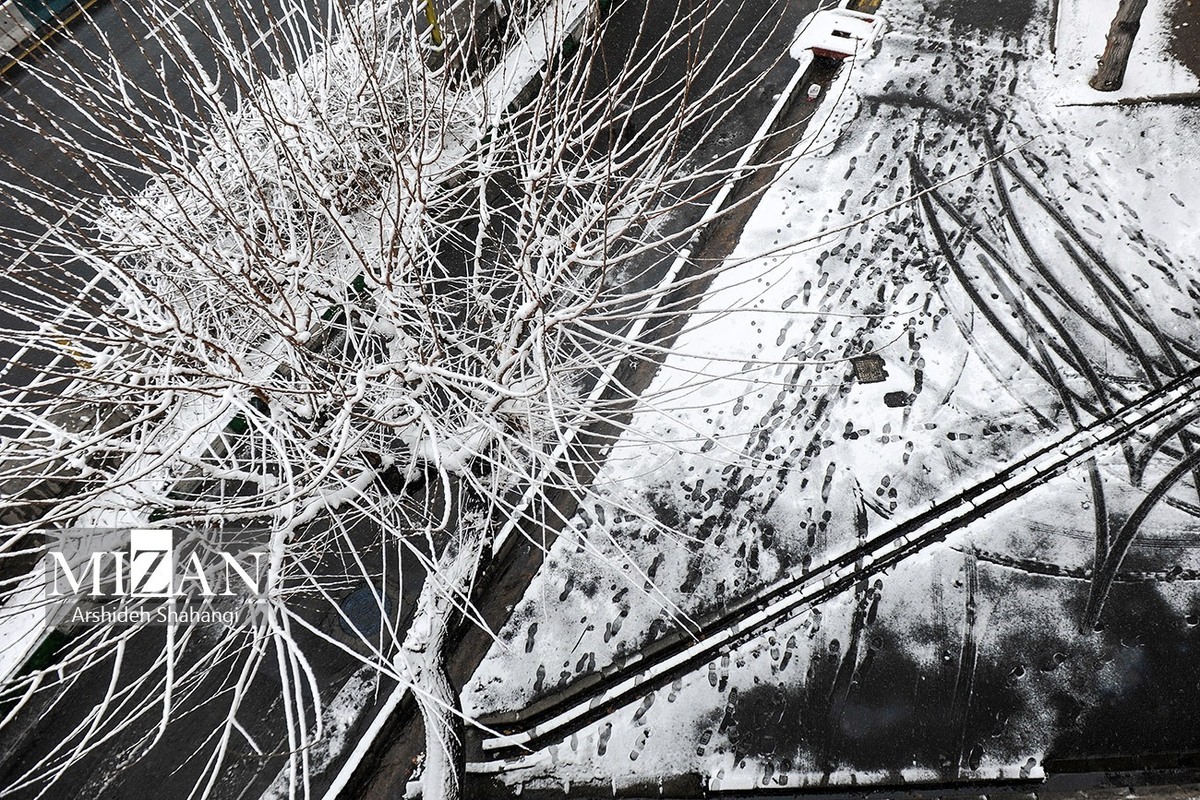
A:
[{"xmin": 851, "ymin": 354, "xmax": 888, "ymax": 383}]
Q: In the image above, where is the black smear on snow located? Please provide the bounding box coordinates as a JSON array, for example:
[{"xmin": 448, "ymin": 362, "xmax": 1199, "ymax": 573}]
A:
[
  {"xmin": 1045, "ymin": 585, "xmax": 1200, "ymax": 767},
  {"xmin": 712, "ymin": 568, "xmax": 1200, "ymax": 779},
  {"xmin": 939, "ymin": 0, "xmax": 1036, "ymax": 35},
  {"xmin": 718, "ymin": 620, "xmax": 995, "ymax": 778},
  {"xmin": 708, "ymin": 574, "xmax": 1037, "ymax": 778}
]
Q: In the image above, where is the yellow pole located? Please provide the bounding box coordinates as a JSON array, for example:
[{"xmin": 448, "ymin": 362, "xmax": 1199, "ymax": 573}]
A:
[{"xmin": 424, "ymin": 0, "xmax": 443, "ymax": 47}]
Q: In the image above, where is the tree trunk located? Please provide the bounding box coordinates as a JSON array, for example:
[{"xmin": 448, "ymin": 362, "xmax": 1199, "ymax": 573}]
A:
[
  {"xmin": 399, "ymin": 525, "xmax": 483, "ymax": 800},
  {"xmin": 1090, "ymin": 0, "xmax": 1149, "ymax": 91},
  {"xmin": 406, "ymin": 646, "xmax": 463, "ymax": 800}
]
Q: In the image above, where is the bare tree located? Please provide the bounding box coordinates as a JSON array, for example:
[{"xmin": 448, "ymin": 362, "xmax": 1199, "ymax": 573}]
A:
[{"xmin": 0, "ymin": 0, "xmax": 821, "ymax": 796}]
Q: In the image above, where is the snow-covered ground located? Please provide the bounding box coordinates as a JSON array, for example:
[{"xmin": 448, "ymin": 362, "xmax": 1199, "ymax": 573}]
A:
[{"xmin": 464, "ymin": 0, "xmax": 1200, "ymax": 791}]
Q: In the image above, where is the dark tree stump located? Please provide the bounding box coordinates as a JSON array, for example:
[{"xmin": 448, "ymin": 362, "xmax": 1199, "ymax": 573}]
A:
[{"xmin": 1090, "ymin": 0, "xmax": 1150, "ymax": 91}]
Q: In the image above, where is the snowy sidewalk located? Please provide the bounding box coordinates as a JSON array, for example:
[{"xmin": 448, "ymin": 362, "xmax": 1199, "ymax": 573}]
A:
[{"xmin": 461, "ymin": 0, "xmax": 1200, "ymax": 789}]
